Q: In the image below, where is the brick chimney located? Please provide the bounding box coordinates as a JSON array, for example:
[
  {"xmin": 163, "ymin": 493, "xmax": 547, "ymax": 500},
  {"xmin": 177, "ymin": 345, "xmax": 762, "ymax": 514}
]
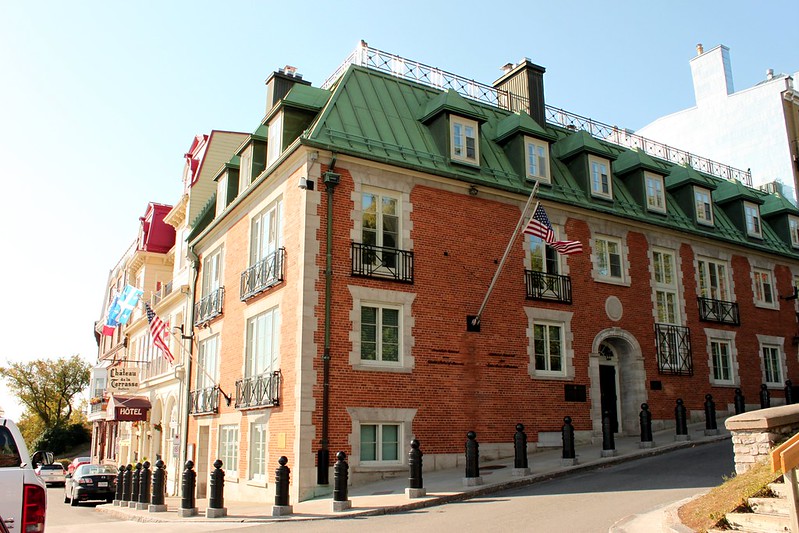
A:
[
  {"xmin": 265, "ymin": 65, "xmax": 312, "ymax": 112},
  {"xmin": 493, "ymin": 58, "xmax": 547, "ymax": 126}
]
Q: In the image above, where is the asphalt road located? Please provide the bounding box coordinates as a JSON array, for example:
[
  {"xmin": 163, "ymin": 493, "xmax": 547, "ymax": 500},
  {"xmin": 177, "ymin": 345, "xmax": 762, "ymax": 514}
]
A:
[{"xmin": 44, "ymin": 440, "xmax": 734, "ymax": 533}]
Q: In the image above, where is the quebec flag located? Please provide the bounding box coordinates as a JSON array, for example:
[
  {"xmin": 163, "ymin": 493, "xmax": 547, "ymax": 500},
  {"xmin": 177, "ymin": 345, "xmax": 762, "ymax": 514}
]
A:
[
  {"xmin": 102, "ymin": 293, "xmax": 121, "ymax": 336},
  {"xmin": 107, "ymin": 285, "xmax": 144, "ymax": 326}
]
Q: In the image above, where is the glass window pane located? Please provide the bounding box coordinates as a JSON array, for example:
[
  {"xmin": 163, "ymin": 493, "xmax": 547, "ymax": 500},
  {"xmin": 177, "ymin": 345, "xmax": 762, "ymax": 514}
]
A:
[{"xmin": 361, "ymin": 425, "xmax": 377, "ymax": 461}]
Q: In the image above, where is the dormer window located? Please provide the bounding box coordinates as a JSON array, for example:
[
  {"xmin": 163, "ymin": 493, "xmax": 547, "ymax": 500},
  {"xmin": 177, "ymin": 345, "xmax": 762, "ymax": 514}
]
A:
[
  {"xmin": 240, "ymin": 146, "xmax": 253, "ymax": 189},
  {"xmin": 645, "ymin": 172, "xmax": 666, "ymax": 213},
  {"xmin": 451, "ymin": 117, "xmax": 479, "ymax": 164},
  {"xmin": 790, "ymin": 216, "xmax": 799, "ymax": 248},
  {"xmin": 589, "ymin": 156, "xmax": 612, "ymax": 199},
  {"xmin": 524, "ymin": 137, "xmax": 550, "ymax": 184},
  {"xmin": 694, "ymin": 186, "xmax": 714, "ymax": 226},
  {"xmin": 744, "ymin": 202, "xmax": 762, "ymax": 238},
  {"xmin": 267, "ymin": 112, "xmax": 283, "ymax": 168}
]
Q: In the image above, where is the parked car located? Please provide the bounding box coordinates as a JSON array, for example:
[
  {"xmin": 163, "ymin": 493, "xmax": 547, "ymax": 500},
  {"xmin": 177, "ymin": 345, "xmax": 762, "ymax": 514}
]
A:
[
  {"xmin": 35, "ymin": 462, "xmax": 66, "ymax": 486},
  {"xmin": 67, "ymin": 456, "xmax": 90, "ymax": 475},
  {"xmin": 64, "ymin": 464, "xmax": 117, "ymax": 506}
]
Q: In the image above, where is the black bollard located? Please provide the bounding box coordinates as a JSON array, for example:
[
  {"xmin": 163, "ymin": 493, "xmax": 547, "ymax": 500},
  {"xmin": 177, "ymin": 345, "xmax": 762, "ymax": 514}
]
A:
[
  {"xmin": 122, "ymin": 464, "xmax": 133, "ymax": 502},
  {"xmin": 639, "ymin": 403, "xmax": 653, "ymax": 448},
  {"xmin": 601, "ymin": 411, "xmax": 616, "ymax": 456},
  {"xmin": 208, "ymin": 460, "xmax": 225, "ymax": 510},
  {"xmin": 150, "ymin": 460, "xmax": 166, "ymax": 509},
  {"xmin": 179, "ymin": 460, "xmax": 197, "ymax": 517},
  {"xmin": 465, "ymin": 431, "xmax": 480, "ymax": 479},
  {"xmin": 137, "ymin": 461, "xmax": 151, "ymax": 508},
  {"xmin": 333, "ymin": 451, "xmax": 349, "ymax": 503},
  {"xmin": 760, "ymin": 384, "xmax": 771, "ymax": 409},
  {"xmin": 408, "ymin": 440, "xmax": 423, "ymax": 489},
  {"xmin": 562, "ymin": 416, "xmax": 576, "ymax": 464},
  {"xmin": 786, "ymin": 380, "xmax": 794, "ymax": 405},
  {"xmin": 734, "ymin": 388, "xmax": 746, "ymax": 414},
  {"xmin": 514, "ymin": 424, "xmax": 528, "ymax": 470},
  {"xmin": 114, "ymin": 465, "xmax": 125, "ymax": 503},
  {"xmin": 675, "ymin": 399, "xmax": 689, "ymax": 440},
  {"xmin": 131, "ymin": 462, "xmax": 142, "ymax": 505},
  {"xmin": 274, "ymin": 456, "xmax": 290, "ymax": 507},
  {"xmin": 704, "ymin": 394, "xmax": 718, "ymax": 435}
]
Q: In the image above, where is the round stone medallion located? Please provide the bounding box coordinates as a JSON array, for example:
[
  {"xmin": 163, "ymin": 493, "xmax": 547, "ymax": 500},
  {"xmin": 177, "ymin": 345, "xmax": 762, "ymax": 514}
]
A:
[{"xmin": 605, "ymin": 296, "xmax": 623, "ymax": 321}]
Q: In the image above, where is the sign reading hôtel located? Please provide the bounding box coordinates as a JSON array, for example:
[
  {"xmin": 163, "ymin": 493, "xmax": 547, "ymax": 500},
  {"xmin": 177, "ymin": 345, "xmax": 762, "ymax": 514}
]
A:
[{"xmin": 107, "ymin": 367, "xmax": 139, "ymax": 393}]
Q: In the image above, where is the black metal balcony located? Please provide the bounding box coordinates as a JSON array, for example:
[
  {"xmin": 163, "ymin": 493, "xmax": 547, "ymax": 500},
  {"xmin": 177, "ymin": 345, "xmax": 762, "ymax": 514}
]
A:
[
  {"xmin": 351, "ymin": 242, "xmax": 414, "ymax": 283},
  {"xmin": 194, "ymin": 287, "xmax": 224, "ymax": 326},
  {"xmin": 524, "ymin": 270, "xmax": 572, "ymax": 304},
  {"xmin": 240, "ymin": 248, "xmax": 285, "ymax": 301},
  {"xmin": 654, "ymin": 323, "xmax": 692, "ymax": 376},
  {"xmin": 189, "ymin": 386, "xmax": 220, "ymax": 415},
  {"xmin": 234, "ymin": 371, "xmax": 281, "ymax": 409},
  {"xmin": 697, "ymin": 297, "xmax": 740, "ymax": 326}
]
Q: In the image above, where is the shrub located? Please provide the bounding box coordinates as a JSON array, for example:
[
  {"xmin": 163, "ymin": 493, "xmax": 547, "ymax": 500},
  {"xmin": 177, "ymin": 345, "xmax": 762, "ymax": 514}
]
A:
[{"xmin": 33, "ymin": 423, "xmax": 91, "ymax": 456}]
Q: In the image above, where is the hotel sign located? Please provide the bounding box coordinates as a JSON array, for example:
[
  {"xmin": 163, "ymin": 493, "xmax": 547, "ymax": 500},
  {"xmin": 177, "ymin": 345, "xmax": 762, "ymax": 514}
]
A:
[
  {"xmin": 114, "ymin": 405, "xmax": 148, "ymax": 421},
  {"xmin": 108, "ymin": 367, "xmax": 139, "ymax": 393}
]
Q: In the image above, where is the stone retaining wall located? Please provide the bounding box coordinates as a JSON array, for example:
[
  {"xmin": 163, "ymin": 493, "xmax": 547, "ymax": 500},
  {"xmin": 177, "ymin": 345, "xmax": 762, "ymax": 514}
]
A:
[{"xmin": 725, "ymin": 404, "xmax": 799, "ymax": 474}]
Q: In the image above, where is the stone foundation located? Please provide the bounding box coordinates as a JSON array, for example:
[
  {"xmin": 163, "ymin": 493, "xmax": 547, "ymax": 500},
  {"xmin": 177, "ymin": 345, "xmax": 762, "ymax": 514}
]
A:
[{"xmin": 725, "ymin": 404, "xmax": 799, "ymax": 474}]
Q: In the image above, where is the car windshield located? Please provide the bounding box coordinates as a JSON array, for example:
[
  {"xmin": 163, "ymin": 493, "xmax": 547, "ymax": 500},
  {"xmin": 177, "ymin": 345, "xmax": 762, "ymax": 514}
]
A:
[
  {"xmin": 40, "ymin": 464, "xmax": 64, "ymax": 470},
  {"xmin": 76, "ymin": 465, "xmax": 117, "ymax": 476}
]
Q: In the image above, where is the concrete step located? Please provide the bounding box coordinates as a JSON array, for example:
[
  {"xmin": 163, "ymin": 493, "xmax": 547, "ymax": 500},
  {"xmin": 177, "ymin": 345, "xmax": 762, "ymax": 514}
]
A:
[
  {"xmin": 748, "ymin": 496, "xmax": 789, "ymax": 516},
  {"xmin": 725, "ymin": 511, "xmax": 790, "ymax": 532},
  {"xmin": 769, "ymin": 482, "xmax": 788, "ymax": 498}
]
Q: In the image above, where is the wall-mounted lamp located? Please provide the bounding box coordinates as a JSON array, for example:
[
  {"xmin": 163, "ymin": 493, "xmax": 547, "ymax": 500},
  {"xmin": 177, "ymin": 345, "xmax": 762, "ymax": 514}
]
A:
[
  {"xmin": 468, "ymin": 185, "xmax": 478, "ymax": 196},
  {"xmin": 298, "ymin": 176, "xmax": 315, "ymax": 190}
]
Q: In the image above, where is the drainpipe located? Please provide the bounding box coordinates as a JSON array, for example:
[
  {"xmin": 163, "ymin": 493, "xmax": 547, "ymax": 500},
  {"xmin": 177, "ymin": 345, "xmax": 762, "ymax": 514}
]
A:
[
  {"xmin": 178, "ymin": 245, "xmax": 199, "ymax": 488},
  {"xmin": 318, "ymin": 157, "xmax": 339, "ymax": 485}
]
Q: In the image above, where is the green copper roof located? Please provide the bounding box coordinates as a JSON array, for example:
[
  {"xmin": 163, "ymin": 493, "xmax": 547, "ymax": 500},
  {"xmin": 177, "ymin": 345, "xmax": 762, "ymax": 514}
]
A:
[
  {"xmin": 419, "ymin": 88, "xmax": 487, "ymax": 124},
  {"xmin": 665, "ymin": 164, "xmax": 718, "ymax": 190},
  {"xmin": 613, "ymin": 148, "xmax": 665, "ymax": 176},
  {"xmin": 283, "ymin": 84, "xmax": 331, "ymax": 111},
  {"xmin": 493, "ymin": 111, "xmax": 555, "ymax": 143},
  {"xmin": 713, "ymin": 179, "xmax": 764, "ymax": 205},
  {"xmin": 550, "ymin": 130, "xmax": 616, "ymax": 161},
  {"xmin": 252, "ymin": 124, "xmax": 268, "ymax": 141},
  {"xmin": 761, "ymin": 193, "xmax": 799, "ymax": 217}
]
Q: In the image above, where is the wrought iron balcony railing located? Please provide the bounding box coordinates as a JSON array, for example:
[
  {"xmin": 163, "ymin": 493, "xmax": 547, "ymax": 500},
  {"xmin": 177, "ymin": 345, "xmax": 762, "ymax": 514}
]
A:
[
  {"xmin": 322, "ymin": 41, "xmax": 752, "ymax": 187},
  {"xmin": 194, "ymin": 287, "xmax": 224, "ymax": 326},
  {"xmin": 654, "ymin": 323, "xmax": 693, "ymax": 376},
  {"xmin": 524, "ymin": 270, "xmax": 572, "ymax": 304},
  {"xmin": 240, "ymin": 248, "xmax": 285, "ymax": 301},
  {"xmin": 89, "ymin": 402, "xmax": 107, "ymax": 414},
  {"xmin": 697, "ymin": 297, "xmax": 740, "ymax": 326},
  {"xmin": 235, "ymin": 371, "xmax": 281, "ymax": 410},
  {"xmin": 151, "ymin": 280, "xmax": 174, "ymax": 307},
  {"xmin": 351, "ymin": 242, "xmax": 414, "ymax": 283},
  {"xmin": 189, "ymin": 386, "xmax": 220, "ymax": 415}
]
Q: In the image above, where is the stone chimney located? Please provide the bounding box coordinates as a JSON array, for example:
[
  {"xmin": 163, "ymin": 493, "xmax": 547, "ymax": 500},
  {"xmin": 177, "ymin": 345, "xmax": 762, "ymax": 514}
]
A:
[
  {"xmin": 689, "ymin": 44, "xmax": 734, "ymax": 105},
  {"xmin": 493, "ymin": 58, "xmax": 547, "ymax": 126},
  {"xmin": 265, "ymin": 65, "xmax": 311, "ymax": 112}
]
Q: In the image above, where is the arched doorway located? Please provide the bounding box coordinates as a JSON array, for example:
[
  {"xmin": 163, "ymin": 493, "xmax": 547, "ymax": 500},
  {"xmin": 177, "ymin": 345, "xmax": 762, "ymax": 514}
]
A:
[{"xmin": 590, "ymin": 329, "xmax": 647, "ymax": 436}]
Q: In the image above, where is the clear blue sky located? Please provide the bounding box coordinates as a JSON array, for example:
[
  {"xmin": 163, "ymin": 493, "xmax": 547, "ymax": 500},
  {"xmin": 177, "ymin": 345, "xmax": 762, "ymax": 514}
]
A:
[{"xmin": 0, "ymin": 0, "xmax": 795, "ymax": 422}]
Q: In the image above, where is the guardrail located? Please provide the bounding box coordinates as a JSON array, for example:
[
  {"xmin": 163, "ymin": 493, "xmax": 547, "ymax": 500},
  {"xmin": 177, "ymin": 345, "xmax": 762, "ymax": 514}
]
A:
[{"xmin": 770, "ymin": 431, "xmax": 799, "ymax": 532}]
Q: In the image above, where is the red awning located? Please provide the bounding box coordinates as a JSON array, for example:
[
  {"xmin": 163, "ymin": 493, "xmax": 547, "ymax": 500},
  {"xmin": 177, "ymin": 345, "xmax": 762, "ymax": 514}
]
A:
[{"xmin": 106, "ymin": 395, "xmax": 151, "ymax": 422}]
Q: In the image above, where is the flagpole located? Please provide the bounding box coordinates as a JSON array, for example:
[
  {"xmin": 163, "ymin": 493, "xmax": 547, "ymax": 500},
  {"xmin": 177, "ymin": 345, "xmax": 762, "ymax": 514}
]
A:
[
  {"xmin": 472, "ymin": 181, "xmax": 539, "ymax": 327},
  {"xmin": 164, "ymin": 328, "xmax": 234, "ymax": 406}
]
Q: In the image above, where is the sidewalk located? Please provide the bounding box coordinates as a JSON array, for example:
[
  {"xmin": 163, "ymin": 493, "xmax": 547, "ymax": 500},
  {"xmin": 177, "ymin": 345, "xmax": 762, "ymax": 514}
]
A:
[{"xmin": 97, "ymin": 422, "xmax": 730, "ymax": 526}]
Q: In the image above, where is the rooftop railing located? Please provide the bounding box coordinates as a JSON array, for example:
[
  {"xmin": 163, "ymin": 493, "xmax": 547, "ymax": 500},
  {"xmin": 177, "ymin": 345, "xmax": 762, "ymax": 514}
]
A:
[{"xmin": 323, "ymin": 42, "xmax": 752, "ymax": 187}]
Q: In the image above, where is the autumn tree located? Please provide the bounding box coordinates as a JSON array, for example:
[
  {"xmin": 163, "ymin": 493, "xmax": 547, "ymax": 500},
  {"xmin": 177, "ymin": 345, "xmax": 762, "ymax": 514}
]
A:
[{"xmin": 1, "ymin": 355, "xmax": 91, "ymax": 430}]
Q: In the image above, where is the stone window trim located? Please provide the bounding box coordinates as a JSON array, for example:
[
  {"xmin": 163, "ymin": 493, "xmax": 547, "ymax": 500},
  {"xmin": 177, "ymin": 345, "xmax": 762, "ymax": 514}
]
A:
[
  {"xmin": 348, "ymin": 285, "xmax": 415, "ymax": 373},
  {"xmin": 704, "ymin": 328, "xmax": 739, "ymax": 387},
  {"xmin": 590, "ymin": 233, "xmax": 631, "ymax": 287},
  {"xmin": 350, "ymin": 177, "xmax": 413, "ymax": 252},
  {"xmin": 248, "ymin": 415, "xmax": 270, "ymax": 485},
  {"xmin": 751, "ymin": 267, "xmax": 778, "ymax": 310},
  {"xmin": 694, "ymin": 254, "xmax": 735, "ymax": 303},
  {"xmin": 525, "ymin": 306, "xmax": 575, "ymax": 380},
  {"xmin": 756, "ymin": 334, "xmax": 787, "ymax": 388},
  {"xmin": 649, "ymin": 247, "xmax": 685, "ymax": 327},
  {"xmin": 346, "ymin": 407, "xmax": 417, "ymax": 469}
]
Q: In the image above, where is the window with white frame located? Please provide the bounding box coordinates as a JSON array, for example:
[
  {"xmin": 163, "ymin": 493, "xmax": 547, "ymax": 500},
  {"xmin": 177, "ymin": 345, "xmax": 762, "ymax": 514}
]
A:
[
  {"xmin": 266, "ymin": 112, "xmax": 283, "ymax": 168},
  {"xmin": 201, "ymin": 246, "xmax": 223, "ymax": 297},
  {"xmin": 361, "ymin": 304, "xmax": 400, "ymax": 364},
  {"xmin": 362, "ymin": 190, "xmax": 400, "ymax": 272},
  {"xmin": 527, "ymin": 233, "xmax": 560, "ymax": 274},
  {"xmin": 218, "ymin": 425, "xmax": 239, "ymax": 478},
  {"xmin": 216, "ymin": 174, "xmax": 229, "ymax": 216},
  {"xmin": 790, "ymin": 216, "xmax": 799, "ymax": 248},
  {"xmin": 589, "ymin": 156, "xmax": 612, "ymax": 199},
  {"xmin": 450, "ymin": 116, "xmax": 479, "ymax": 164},
  {"xmin": 697, "ymin": 258, "xmax": 731, "ymax": 301},
  {"xmin": 710, "ymin": 339, "xmax": 733, "ymax": 384},
  {"xmin": 524, "ymin": 137, "xmax": 550, "ymax": 184},
  {"xmin": 360, "ymin": 423, "xmax": 400, "ymax": 463},
  {"xmin": 196, "ymin": 335, "xmax": 219, "ymax": 390},
  {"xmin": 762, "ymin": 344, "xmax": 783, "ymax": 385},
  {"xmin": 533, "ymin": 322, "xmax": 563, "ymax": 374},
  {"xmin": 744, "ymin": 202, "xmax": 762, "ymax": 238},
  {"xmin": 240, "ymin": 145, "xmax": 253, "ymax": 189},
  {"xmin": 245, "ymin": 307, "xmax": 280, "ymax": 378},
  {"xmin": 653, "ymin": 249, "xmax": 679, "ymax": 325},
  {"xmin": 250, "ymin": 198, "xmax": 283, "ymax": 266},
  {"xmin": 249, "ymin": 422, "xmax": 267, "ymax": 482},
  {"xmin": 753, "ymin": 268, "xmax": 776, "ymax": 307},
  {"xmin": 694, "ymin": 187, "xmax": 714, "ymax": 226},
  {"xmin": 645, "ymin": 172, "xmax": 666, "ymax": 213},
  {"xmin": 595, "ymin": 236, "xmax": 623, "ymax": 281}
]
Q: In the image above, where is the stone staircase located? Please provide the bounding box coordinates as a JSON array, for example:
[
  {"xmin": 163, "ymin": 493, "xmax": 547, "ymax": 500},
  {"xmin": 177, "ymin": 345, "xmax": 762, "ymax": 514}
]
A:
[{"xmin": 721, "ymin": 482, "xmax": 792, "ymax": 532}]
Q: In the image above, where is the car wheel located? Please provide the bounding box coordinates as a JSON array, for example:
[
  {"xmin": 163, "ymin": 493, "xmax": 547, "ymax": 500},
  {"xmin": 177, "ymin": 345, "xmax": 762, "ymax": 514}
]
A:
[
  {"xmin": 63, "ymin": 494, "xmax": 69, "ymax": 504},
  {"xmin": 70, "ymin": 496, "xmax": 78, "ymax": 507}
]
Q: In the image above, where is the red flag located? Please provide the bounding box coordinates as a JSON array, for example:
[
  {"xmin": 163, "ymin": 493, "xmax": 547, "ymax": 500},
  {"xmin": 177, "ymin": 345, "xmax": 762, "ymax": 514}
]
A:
[{"xmin": 145, "ymin": 303, "xmax": 174, "ymax": 364}]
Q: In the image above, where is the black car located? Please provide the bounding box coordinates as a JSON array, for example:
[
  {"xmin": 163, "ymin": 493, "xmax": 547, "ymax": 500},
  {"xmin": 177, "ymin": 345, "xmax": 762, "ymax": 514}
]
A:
[{"xmin": 64, "ymin": 464, "xmax": 117, "ymax": 506}]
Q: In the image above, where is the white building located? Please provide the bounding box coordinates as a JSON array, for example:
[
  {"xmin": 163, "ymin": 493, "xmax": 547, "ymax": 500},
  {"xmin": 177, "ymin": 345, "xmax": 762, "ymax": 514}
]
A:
[{"xmin": 637, "ymin": 44, "xmax": 799, "ymax": 200}]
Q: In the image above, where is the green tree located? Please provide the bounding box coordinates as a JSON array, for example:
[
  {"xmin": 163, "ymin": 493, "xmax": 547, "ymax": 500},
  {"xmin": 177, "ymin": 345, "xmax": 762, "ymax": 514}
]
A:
[{"xmin": 1, "ymin": 355, "xmax": 90, "ymax": 430}]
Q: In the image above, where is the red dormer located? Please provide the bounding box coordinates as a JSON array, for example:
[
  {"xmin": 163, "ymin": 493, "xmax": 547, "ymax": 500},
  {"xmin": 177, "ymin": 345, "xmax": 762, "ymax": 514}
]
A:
[
  {"xmin": 137, "ymin": 202, "xmax": 176, "ymax": 253},
  {"xmin": 183, "ymin": 134, "xmax": 210, "ymax": 191}
]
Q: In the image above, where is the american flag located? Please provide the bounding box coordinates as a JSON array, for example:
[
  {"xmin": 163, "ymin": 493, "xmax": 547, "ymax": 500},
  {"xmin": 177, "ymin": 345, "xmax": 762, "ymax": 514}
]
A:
[
  {"xmin": 550, "ymin": 239, "xmax": 583, "ymax": 255},
  {"xmin": 523, "ymin": 203, "xmax": 555, "ymax": 243},
  {"xmin": 145, "ymin": 303, "xmax": 174, "ymax": 364}
]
